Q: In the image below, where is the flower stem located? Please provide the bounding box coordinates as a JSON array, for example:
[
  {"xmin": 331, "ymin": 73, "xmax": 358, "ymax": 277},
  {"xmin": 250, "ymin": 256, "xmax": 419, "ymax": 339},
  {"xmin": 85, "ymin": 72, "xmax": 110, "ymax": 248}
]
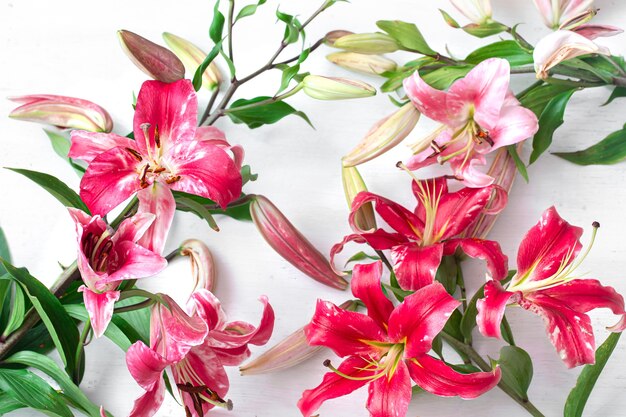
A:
[{"xmin": 440, "ymin": 332, "xmax": 546, "ymax": 417}]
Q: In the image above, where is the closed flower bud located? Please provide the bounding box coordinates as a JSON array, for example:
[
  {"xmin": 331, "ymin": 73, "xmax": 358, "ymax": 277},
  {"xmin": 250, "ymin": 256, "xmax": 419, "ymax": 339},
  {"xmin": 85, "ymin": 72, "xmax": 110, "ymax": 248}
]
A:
[
  {"xmin": 9, "ymin": 94, "xmax": 113, "ymax": 132},
  {"xmin": 301, "ymin": 75, "xmax": 376, "ymax": 100},
  {"xmin": 239, "ymin": 300, "xmax": 358, "ymax": 375},
  {"xmin": 162, "ymin": 32, "xmax": 222, "ymax": 90},
  {"xmin": 342, "ymin": 166, "xmax": 376, "ymax": 232},
  {"xmin": 324, "ymin": 30, "xmax": 354, "ymax": 46},
  {"xmin": 332, "ymin": 32, "xmax": 400, "ymax": 54},
  {"xmin": 118, "ymin": 30, "xmax": 185, "ymax": 83},
  {"xmin": 326, "ymin": 52, "xmax": 397, "ymax": 75},
  {"xmin": 250, "ymin": 195, "xmax": 348, "ymax": 290},
  {"xmin": 179, "ymin": 239, "xmax": 216, "ymax": 292},
  {"xmin": 342, "ymin": 103, "xmax": 419, "ymax": 167}
]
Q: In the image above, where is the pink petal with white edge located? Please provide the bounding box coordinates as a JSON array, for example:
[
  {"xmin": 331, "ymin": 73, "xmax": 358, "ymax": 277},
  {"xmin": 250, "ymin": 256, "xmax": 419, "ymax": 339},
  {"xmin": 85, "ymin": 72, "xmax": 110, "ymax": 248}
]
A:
[
  {"xmin": 69, "ymin": 130, "xmax": 137, "ymax": 163},
  {"xmin": 405, "ymin": 130, "xmax": 452, "ymax": 171},
  {"xmin": 195, "ymin": 126, "xmax": 245, "ymax": 169},
  {"xmin": 189, "ymin": 289, "xmax": 227, "ymax": 330},
  {"xmin": 79, "ymin": 146, "xmax": 143, "ymax": 216},
  {"xmin": 476, "ymin": 280, "xmax": 517, "ymax": 339},
  {"xmin": 444, "ymin": 238, "xmax": 508, "ymax": 281},
  {"xmin": 166, "ymin": 140, "xmax": 242, "ymax": 209},
  {"xmin": 80, "ymin": 286, "xmax": 120, "ymax": 338},
  {"xmin": 68, "ymin": 208, "xmax": 104, "ymax": 289},
  {"xmin": 450, "ymin": 153, "xmax": 495, "ymax": 188},
  {"xmin": 367, "ymin": 360, "xmax": 411, "ymax": 417},
  {"xmin": 127, "ymin": 371, "xmax": 166, "ymax": 417},
  {"xmin": 298, "ymin": 356, "xmax": 374, "ymax": 417},
  {"xmin": 388, "ymin": 282, "xmax": 460, "ymax": 357},
  {"xmin": 102, "ymin": 241, "xmax": 167, "ymax": 285},
  {"xmin": 515, "ymin": 206, "xmax": 583, "ymax": 284},
  {"xmin": 114, "ymin": 212, "xmax": 156, "ymax": 243},
  {"xmin": 351, "ymin": 261, "xmax": 394, "ymax": 328},
  {"xmin": 125, "ymin": 342, "xmax": 169, "ymax": 391},
  {"xmin": 447, "ymin": 58, "xmax": 511, "ymax": 130},
  {"xmin": 407, "ymin": 354, "xmax": 501, "ymax": 398},
  {"xmin": 133, "ymin": 79, "xmax": 198, "ymax": 156},
  {"xmin": 137, "ymin": 183, "xmax": 176, "ymax": 255},
  {"xmin": 574, "ymin": 24, "xmax": 624, "ymax": 40},
  {"xmin": 403, "ymin": 71, "xmax": 451, "ymax": 124},
  {"xmin": 390, "ymin": 243, "xmax": 444, "ymax": 291},
  {"xmin": 489, "ymin": 104, "xmax": 539, "ymax": 151}
]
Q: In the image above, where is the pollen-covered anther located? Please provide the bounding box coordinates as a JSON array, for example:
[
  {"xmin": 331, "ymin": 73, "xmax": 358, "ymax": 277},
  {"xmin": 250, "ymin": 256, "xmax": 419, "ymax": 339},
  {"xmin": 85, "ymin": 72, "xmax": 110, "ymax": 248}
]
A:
[
  {"xmin": 125, "ymin": 147, "xmax": 143, "ymax": 162},
  {"xmin": 474, "ymin": 128, "xmax": 494, "ymax": 146},
  {"xmin": 139, "ymin": 164, "xmax": 150, "ymax": 188},
  {"xmin": 165, "ymin": 175, "xmax": 181, "ymax": 184}
]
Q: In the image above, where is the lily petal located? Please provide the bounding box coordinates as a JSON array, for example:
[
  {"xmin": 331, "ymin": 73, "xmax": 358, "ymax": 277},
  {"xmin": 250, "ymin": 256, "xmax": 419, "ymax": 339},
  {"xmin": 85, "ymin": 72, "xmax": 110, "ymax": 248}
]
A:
[
  {"xmin": 126, "ymin": 342, "xmax": 169, "ymax": 391},
  {"xmin": 403, "ymin": 71, "xmax": 451, "ymax": 124},
  {"xmin": 114, "ymin": 212, "xmax": 156, "ymax": 244},
  {"xmin": 367, "ymin": 360, "xmax": 411, "ymax": 417},
  {"xmin": 574, "ymin": 24, "xmax": 624, "ymax": 40},
  {"xmin": 80, "ymin": 287, "xmax": 120, "ymax": 338},
  {"xmin": 69, "ymin": 130, "xmax": 137, "ymax": 163},
  {"xmin": 476, "ymin": 280, "xmax": 517, "ymax": 339},
  {"xmin": 350, "ymin": 192, "xmax": 423, "ymax": 238},
  {"xmin": 489, "ymin": 104, "xmax": 539, "ymax": 150},
  {"xmin": 127, "ymin": 373, "xmax": 165, "ymax": 417},
  {"xmin": 444, "ymin": 238, "xmax": 508, "ymax": 281},
  {"xmin": 450, "ymin": 152, "xmax": 495, "ymax": 188},
  {"xmin": 103, "ymin": 241, "xmax": 167, "ymax": 284},
  {"xmin": 351, "ymin": 261, "xmax": 394, "ymax": 328},
  {"xmin": 390, "ymin": 243, "xmax": 444, "ymax": 291},
  {"xmin": 137, "ymin": 183, "xmax": 176, "ymax": 255}
]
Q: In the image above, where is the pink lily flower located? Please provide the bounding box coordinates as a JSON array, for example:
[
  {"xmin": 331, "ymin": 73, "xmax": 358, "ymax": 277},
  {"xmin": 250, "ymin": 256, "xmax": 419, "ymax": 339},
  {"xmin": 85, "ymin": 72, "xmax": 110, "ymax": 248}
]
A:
[
  {"xmin": 69, "ymin": 79, "xmax": 243, "ymax": 254},
  {"xmin": 331, "ymin": 177, "xmax": 508, "ymax": 291},
  {"xmin": 126, "ymin": 290, "xmax": 274, "ymax": 417},
  {"xmin": 403, "ymin": 58, "xmax": 538, "ymax": 187},
  {"xmin": 68, "ymin": 208, "xmax": 167, "ymax": 337},
  {"xmin": 477, "ymin": 207, "xmax": 626, "ymax": 368},
  {"xmin": 533, "ymin": 0, "xmax": 593, "ymax": 29},
  {"xmin": 299, "ymin": 261, "xmax": 501, "ymax": 417}
]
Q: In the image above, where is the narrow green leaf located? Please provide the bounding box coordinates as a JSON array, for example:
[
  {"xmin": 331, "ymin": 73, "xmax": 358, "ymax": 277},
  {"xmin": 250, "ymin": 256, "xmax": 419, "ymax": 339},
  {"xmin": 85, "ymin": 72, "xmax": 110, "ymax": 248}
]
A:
[
  {"xmin": 42, "ymin": 130, "xmax": 86, "ymax": 176},
  {"xmin": 435, "ymin": 256, "xmax": 458, "ymax": 295},
  {"xmin": 278, "ymin": 64, "xmax": 300, "ymax": 94},
  {"xmin": 193, "ymin": 41, "xmax": 223, "ymax": 91},
  {"xmin": 421, "ymin": 65, "xmax": 473, "ymax": 89},
  {"xmin": 344, "ymin": 252, "xmax": 379, "ymax": 267},
  {"xmin": 497, "ymin": 346, "xmax": 533, "ymax": 401},
  {"xmin": 462, "ymin": 21, "xmax": 508, "ymax": 38},
  {"xmin": 236, "ymin": 0, "xmax": 267, "ymax": 21},
  {"xmin": 175, "ymin": 197, "xmax": 219, "ymax": 231},
  {"xmin": 564, "ymin": 332, "xmax": 621, "ymax": 417},
  {"xmin": 554, "ymin": 124, "xmax": 626, "ymax": 165},
  {"xmin": 507, "ymin": 145, "xmax": 529, "ymax": 182},
  {"xmin": 209, "ymin": 0, "xmax": 225, "ymax": 43},
  {"xmin": 5, "ymin": 351, "xmax": 103, "ymax": 417},
  {"xmin": 530, "ymin": 89, "xmax": 575, "ymax": 164},
  {"xmin": 0, "ymin": 368, "xmax": 73, "ymax": 417},
  {"xmin": 115, "ymin": 296, "xmax": 151, "ymax": 344},
  {"xmin": 465, "ymin": 40, "xmax": 533, "ymax": 67},
  {"xmin": 2, "ymin": 284, "xmax": 26, "ymax": 337},
  {"xmin": 602, "ymin": 86, "xmax": 626, "ymax": 106},
  {"xmin": 376, "ymin": 20, "xmax": 436, "ymax": 55},
  {"xmin": 518, "ymin": 84, "xmax": 575, "ymax": 117},
  {"xmin": 0, "ymin": 227, "xmax": 11, "ymax": 275},
  {"xmin": 0, "ymin": 391, "xmax": 24, "ymax": 414},
  {"xmin": 65, "ymin": 304, "xmax": 134, "ymax": 351},
  {"xmin": 172, "ymin": 191, "xmax": 253, "ymax": 222},
  {"xmin": 227, "ymin": 96, "xmax": 313, "ymax": 129},
  {"xmin": 0, "ymin": 260, "xmax": 80, "ymax": 377},
  {"xmin": 5, "ymin": 168, "xmax": 89, "ymax": 213},
  {"xmin": 439, "ymin": 9, "xmax": 460, "ymax": 28}
]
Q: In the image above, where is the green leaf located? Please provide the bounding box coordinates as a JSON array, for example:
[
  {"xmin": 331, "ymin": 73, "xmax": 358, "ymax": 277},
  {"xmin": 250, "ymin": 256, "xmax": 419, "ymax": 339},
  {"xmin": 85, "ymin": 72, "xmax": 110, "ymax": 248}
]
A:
[
  {"xmin": 344, "ymin": 251, "xmax": 379, "ymax": 267},
  {"xmin": 388, "ymin": 271, "xmax": 412, "ymax": 303},
  {"xmin": 241, "ymin": 165, "xmax": 258, "ymax": 185},
  {"xmin": 602, "ymin": 86, "xmax": 626, "ymax": 106},
  {"xmin": 0, "ymin": 391, "xmax": 24, "ymax": 414},
  {"xmin": 529, "ymin": 89, "xmax": 575, "ymax": 164},
  {"xmin": 236, "ymin": 0, "xmax": 267, "ymax": 21},
  {"xmin": 227, "ymin": 96, "xmax": 313, "ymax": 129},
  {"xmin": 435, "ymin": 256, "xmax": 458, "ymax": 295},
  {"xmin": 174, "ymin": 196, "xmax": 219, "ymax": 231},
  {"xmin": 0, "ymin": 261, "xmax": 79, "ymax": 378},
  {"xmin": 497, "ymin": 346, "xmax": 533, "ymax": 401},
  {"xmin": 439, "ymin": 9, "xmax": 460, "ymax": 28},
  {"xmin": 276, "ymin": 9, "xmax": 301, "ymax": 45},
  {"xmin": 65, "ymin": 304, "xmax": 135, "ymax": 351},
  {"xmin": 507, "ymin": 145, "xmax": 529, "ymax": 182},
  {"xmin": 5, "ymin": 168, "xmax": 89, "ymax": 213},
  {"xmin": 420, "ymin": 65, "xmax": 473, "ymax": 89},
  {"xmin": 564, "ymin": 332, "xmax": 621, "ymax": 417},
  {"xmin": 2, "ymin": 284, "xmax": 26, "ymax": 338},
  {"xmin": 43, "ymin": 130, "xmax": 85, "ymax": 176},
  {"xmin": 0, "ymin": 368, "xmax": 72, "ymax": 417},
  {"xmin": 554, "ymin": 123, "xmax": 626, "ymax": 165},
  {"xmin": 115, "ymin": 296, "xmax": 151, "ymax": 344},
  {"xmin": 172, "ymin": 191, "xmax": 253, "ymax": 222},
  {"xmin": 462, "ymin": 21, "xmax": 508, "ymax": 38},
  {"xmin": 5, "ymin": 351, "xmax": 104, "ymax": 417},
  {"xmin": 465, "ymin": 40, "xmax": 533, "ymax": 67},
  {"xmin": 0, "ymin": 227, "xmax": 11, "ymax": 275},
  {"xmin": 193, "ymin": 41, "xmax": 223, "ymax": 91},
  {"xmin": 518, "ymin": 84, "xmax": 575, "ymax": 117},
  {"xmin": 376, "ymin": 20, "xmax": 436, "ymax": 55},
  {"xmin": 8, "ymin": 322, "xmax": 54, "ymax": 357},
  {"xmin": 209, "ymin": 0, "xmax": 225, "ymax": 44},
  {"xmin": 277, "ymin": 64, "xmax": 301, "ymax": 94}
]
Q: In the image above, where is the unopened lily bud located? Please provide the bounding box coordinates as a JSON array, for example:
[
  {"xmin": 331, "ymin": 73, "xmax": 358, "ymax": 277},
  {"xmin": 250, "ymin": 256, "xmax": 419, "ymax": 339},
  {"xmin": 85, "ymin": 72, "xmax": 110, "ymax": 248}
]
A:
[
  {"xmin": 179, "ymin": 239, "xmax": 216, "ymax": 292},
  {"xmin": 407, "ymin": 125, "xmax": 446, "ymax": 155},
  {"xmin": 533, "ymin": 30, "xmax": 609, "ymax": 79},
  {"xmin": 560, "ymin": 8, "xmax": 597, "ymax": 31},
  {"xmin": 9, "ymin": 95, "xmax": 113, "ymax": 132},
  {"xmin": 327, "ymin": 52, "xmax": 397, "ymax": 75},
  {"xmin": 301, "ymin": 76, "xmax": 376, "ymax": 100},
  {"xmin": 118, "ymin": 30, "xmax": 185, "ymax": 83},
  {"xmin": 324, "ymin": 30, "xmax": 354, "ymax": 46},
  {"xmin": 162, "ymin": 32, "xmax": 222, "ymax": 90},
  {"xmin": 450, "ymin": 0, "xmax": 493, "ymax": 25},
  {"xmin": 342, "ymin": 103, "xmax": 419, "ymax": 167},
  {"xmin": 342, "ymin": 166, "xmax": 376, "ymax": 232},
  {"xmin": 332, "ymin": 32, "xmax": 400, "ymax": 54},
  {"xmin": 250, "ymin": 195, "xmax": 348, "ymax": 290},
  {"xmin": 239, "ymin": 300, "xmax": 358, "ymax": 375}
]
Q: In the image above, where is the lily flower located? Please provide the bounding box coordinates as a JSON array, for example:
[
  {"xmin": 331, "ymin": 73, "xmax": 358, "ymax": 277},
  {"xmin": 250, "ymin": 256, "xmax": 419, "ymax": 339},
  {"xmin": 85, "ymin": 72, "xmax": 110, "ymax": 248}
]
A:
[
  {"xmin": 68, "ymin": 208, "xmax": 167, "ymax": 337},
  {"xmin": 299, "ymin": 261, "xmax": 500, "ymax": 417},
  {"xmin": 533, "ymin": 0, "xmax": 593, "ymax": 29},
  {"xmin": 126, "ymin": 290, "xmax": 274, "ymax": 417},
  {"xmin": 477, "ymin": 207, "xmax": 626, "ymax": 368},
  {"xmin": 331, "ymin": 176, "xmax": 508, "ymax": 291},
  {"xmin": 69, "ymin": 79, "xmax": 243, "ymax": 254},
  {"xmin": 403, "ymin": 58, "xmax": 538, "ymax": 187}
]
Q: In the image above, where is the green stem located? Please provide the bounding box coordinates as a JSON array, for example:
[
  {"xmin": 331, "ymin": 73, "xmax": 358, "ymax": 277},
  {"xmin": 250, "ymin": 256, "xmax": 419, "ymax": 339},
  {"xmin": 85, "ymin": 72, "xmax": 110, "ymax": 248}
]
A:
[
  {"xmin": 227, "ymin": 0, "xmax": 235, "ymax": 63},
  {"xmin": 199, "ymin": 87, "xmax": 221, "ymax": 125},
  {"xmin": 440, "ymin": 332, "xmax": 546, "ymax": 417},
  {"xmin": 73, "ymin": 319, "xmax": 91, "ymax": 383}
]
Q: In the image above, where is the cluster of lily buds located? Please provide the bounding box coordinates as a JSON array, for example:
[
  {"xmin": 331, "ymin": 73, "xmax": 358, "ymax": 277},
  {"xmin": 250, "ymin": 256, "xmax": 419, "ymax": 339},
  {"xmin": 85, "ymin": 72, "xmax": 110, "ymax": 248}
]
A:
[
  {"xmin": 117, "ymin": 29, "xmax": 185, "ymax": 83},
  {"xmin": 162, "ymin": 32, "xmax": 222, "ymax": 91},
  {"xmin": 301, "ymin": 75, "xmax": 376, "ymax": 100},
  {"xmin": 326, "ymin": 52, "xmax": 397, "ymax": 75},
  {"xmin": 178, "ymin": 239, "xmax": 216, "ymax": 292},
  {"xmin": 341, "ymin": 166, "xmax": 377, "ymax": 232},
  {"xmin": 240, "ymin": 300, "xmax": 358, "ymax": 375},
  {"xmin": 249, "ymin": 195, "xmax": 348, "ymax": 290},
  {"xmin": 9, "ymin": 95, "xmax": 113, "ymax": 132}
]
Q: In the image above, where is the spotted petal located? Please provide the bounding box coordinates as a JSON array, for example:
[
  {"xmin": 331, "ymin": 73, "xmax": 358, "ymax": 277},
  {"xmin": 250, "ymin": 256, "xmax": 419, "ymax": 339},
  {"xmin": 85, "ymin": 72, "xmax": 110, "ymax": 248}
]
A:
[
  {"xmin": 351, "ymin": 261, "xmax": 394, "ymax": 328},
  {"xmin": 367, "ymin": 360, "xmax": 411, "ymax": 417}
]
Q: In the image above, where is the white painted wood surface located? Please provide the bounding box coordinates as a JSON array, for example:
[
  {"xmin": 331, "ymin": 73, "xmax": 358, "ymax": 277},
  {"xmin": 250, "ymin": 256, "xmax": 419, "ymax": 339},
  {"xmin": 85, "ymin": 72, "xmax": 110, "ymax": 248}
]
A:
[{"xmin": 1, "ymin": 0, "xmax": 626, "ymax": 416}]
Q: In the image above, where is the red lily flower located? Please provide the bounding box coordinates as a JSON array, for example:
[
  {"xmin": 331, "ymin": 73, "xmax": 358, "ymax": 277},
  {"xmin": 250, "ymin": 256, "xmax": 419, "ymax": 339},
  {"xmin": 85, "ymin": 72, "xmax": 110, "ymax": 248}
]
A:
[
  {"xmin": 69, "ymin": 79, "xmax": 242, "ymax": 254},
  {"xmin": 126, "ymin": 290, "xmax": 274, "ymax": 417},
  {"xmin": 331, "ymin": 177, "xmax": 508, "ymax": 291},
  {"xmin": 477, "ymin": 207, "xmax": 626, "ymax": 368},
  {"xmin": 299, "ymin": 261, "xmax": 500, "ymax": 417}
]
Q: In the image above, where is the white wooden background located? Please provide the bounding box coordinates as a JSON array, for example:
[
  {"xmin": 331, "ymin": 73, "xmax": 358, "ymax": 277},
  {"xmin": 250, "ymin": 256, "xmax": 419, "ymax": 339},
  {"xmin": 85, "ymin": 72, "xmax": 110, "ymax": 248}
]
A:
[{"xmin": 1, "ymin": 0, "xmax": 626, "ymax": 416}]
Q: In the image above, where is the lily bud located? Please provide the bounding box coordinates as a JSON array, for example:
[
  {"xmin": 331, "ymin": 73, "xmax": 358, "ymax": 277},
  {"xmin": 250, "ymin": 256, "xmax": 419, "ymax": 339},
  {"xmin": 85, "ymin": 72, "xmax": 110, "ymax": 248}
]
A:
[
  {"xmin": 301, "ymin": 76, "xmax": 376, "ymax": 100},
  {"xmin": 324, "ymin": 30, "xmax": 354, "ymax": 47},
  {"xmin": 179, "ymin": 239, "xmax": 216, "ymax": 292},
  {"xmin": 341, "ymin": 166, "xmax": 376, "ymax": 232},
  {"xmin": 332, "ymin": 32, "xmax": 400, "ymax": 54},
  {"xmin": 450, "ymin": 0, "xmax": 493, "ymax": 24},
  {"xmin": 533, "ymin": 29, "xmax": 609, "ymax": 79},
  {"xmin": 118, "ymin": 30, "xmax": 185, "ymax": 83},
  {"xmin": 162, "ymin": 32, "xmax": 222, "ymax": 90},
  {"xmin": 9, "ymin": 95, "xmax": 113, "ymax": 132},
  {"xmin": 239, "ymin": 300, "xmax": 358, "ymax": 375},
  {"xmin": 326, "ymin": 52, "xmax": 397, "ymax": 75},
  {"xmin": 250, "ymin": 195, "xmax": 348, "ymax": 290},
  {"xmin": 342, "ymin": 103, "xmax": 419, "ymax": 167}
]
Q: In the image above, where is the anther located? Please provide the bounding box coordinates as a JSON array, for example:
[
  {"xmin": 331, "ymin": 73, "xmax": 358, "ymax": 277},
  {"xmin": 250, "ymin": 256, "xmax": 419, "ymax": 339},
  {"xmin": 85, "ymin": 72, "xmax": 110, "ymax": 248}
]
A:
[
  {"xmin": 125, "ymin": 147, "xmax": 143, "ymax": 162},
  {"xmin": 154, "ymin": 124, "xmax": 161, "ymax": 148},
  {"xmin": 165, "ymin": 175, "xmax": 181, "ymax": 184}
]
